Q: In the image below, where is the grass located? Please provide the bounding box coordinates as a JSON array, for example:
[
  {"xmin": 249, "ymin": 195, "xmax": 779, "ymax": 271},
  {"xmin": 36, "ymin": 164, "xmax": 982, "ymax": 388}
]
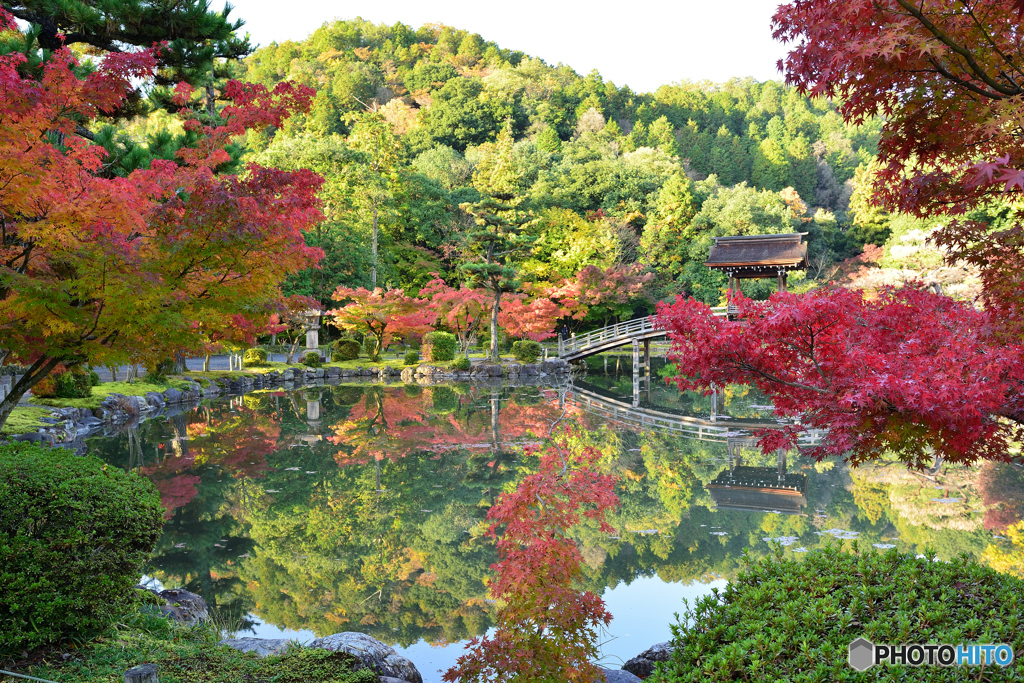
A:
[
  {"xmin": 30, "ymin": 379, "xmax": 192, "ymax": 410},
  {"xmin": 0, "ymin": 406, "xmax": 54, "ymax": 435},
  {"xmin": 13, "ymin": 609, "xmax": 376, "ymax": 683}
]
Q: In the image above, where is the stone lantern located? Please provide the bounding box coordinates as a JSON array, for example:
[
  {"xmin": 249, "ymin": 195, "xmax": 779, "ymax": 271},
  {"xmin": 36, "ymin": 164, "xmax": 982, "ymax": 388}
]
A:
[{"xmin": 304, "ymin": 310, "xmax": 322, "ymax": 354}]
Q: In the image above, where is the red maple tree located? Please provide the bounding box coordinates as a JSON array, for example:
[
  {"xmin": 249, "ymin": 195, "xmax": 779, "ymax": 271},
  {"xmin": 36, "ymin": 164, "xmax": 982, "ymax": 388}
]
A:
[
  {"xmin": 772, "ymin": 0, "xmax": 1024, "ymax": 326},
  {"xmin": 657, "ymin": 287, "xmax": 1024, "ymax": 468},
  {"xmin": 0, "ymin": 29, "xmax": 323, "ymax": 429},
  {"xmin": 653, "ymin": 1, "xmax": 1024, "ymax": 466}
]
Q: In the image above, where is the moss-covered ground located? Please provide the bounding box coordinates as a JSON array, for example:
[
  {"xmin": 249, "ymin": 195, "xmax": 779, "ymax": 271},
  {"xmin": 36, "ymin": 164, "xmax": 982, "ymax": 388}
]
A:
[
  {"xmin": 12, "ymin": 610, "xmax": 376, "ymax": 683},
  {"xmin": 29, "ymin": 379, "xmax": 192, "ymax": 410},
  {"xmin": 0, "ymin": 406, "xmax": 54, "ymax": 435}
]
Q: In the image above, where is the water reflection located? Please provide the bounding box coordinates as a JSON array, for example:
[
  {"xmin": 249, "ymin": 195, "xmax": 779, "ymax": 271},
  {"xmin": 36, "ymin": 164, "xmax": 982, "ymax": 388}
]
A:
[
  {"xmin": 83, "ymin": 374, "xmax": 1024, "ymax": 680},
  {"xmin": 707, "ymin": 438, "xmax": 808, "ymax": 515}
]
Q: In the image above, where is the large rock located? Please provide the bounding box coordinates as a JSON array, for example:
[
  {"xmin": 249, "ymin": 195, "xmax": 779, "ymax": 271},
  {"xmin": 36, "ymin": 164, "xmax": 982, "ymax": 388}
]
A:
[
  {"xmin": 599, "ymin": 668, "xmax": 642, "ymax": 683},
  {"xmin": 622, "ymin": 642, "xmax": 674, "ymax": 679},
  {"xmin": 309, "ymin": 632, "xmax": 422, "ymax": 683},
  {"xmin": 218, "ymin": 637, "xmax": 292, "ymax": 657},
  {"xmin": 162, "ymin": 387, "xmax": 183, "ymax": 404},
  {"xmin": 157, "ymin": 588, "xmax": 209, "ymax": 625},
  {"xmin": 144, "ymin": 392, "xmax": 165, "ymax": 410}
]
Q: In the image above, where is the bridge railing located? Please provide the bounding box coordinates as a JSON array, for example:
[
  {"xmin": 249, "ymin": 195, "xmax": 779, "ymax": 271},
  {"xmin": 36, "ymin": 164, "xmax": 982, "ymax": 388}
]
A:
[
  {"xmin": 557, "ymin": 307, "xmax": 727, "ymax": 359},
  {"xmin": 565, "ymin": 388, "xmax": 827, "ymax": 445}
]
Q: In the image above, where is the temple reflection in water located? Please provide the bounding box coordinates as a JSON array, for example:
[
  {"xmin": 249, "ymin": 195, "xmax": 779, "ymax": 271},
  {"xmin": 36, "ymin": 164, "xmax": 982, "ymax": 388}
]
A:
[{"xmin": 706, "ymin": 436, "xmax": 808, "ymax": 515}]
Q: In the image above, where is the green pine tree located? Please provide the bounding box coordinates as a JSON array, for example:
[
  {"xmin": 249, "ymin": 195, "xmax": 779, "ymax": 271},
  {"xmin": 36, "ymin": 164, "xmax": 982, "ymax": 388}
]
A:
[
  {"xmin": 3, "ymin": 0, "xmax": 251, "ymax": 95},
  {"xmin": 459, "ymin": 121, "xmax": 535, "ymax": 359}
]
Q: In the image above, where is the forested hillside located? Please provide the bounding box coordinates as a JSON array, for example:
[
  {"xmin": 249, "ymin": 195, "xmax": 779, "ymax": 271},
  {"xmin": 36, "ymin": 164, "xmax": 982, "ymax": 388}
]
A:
[{"xmin": 231, "ymin": 18, "xmax": 891, "ymax": 319}]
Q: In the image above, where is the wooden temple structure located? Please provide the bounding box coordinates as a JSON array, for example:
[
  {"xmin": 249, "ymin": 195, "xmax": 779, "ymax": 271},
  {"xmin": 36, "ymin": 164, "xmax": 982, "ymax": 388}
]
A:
[{"xmin": 705, "ymin": 233, "xmax": 808, "ymax": 307}]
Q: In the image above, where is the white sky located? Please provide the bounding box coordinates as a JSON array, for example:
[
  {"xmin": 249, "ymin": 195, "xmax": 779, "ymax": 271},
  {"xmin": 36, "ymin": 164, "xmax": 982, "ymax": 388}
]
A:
[{"xmin": 230, "ymin": 0, "xmax": 791, "ymax": 93}]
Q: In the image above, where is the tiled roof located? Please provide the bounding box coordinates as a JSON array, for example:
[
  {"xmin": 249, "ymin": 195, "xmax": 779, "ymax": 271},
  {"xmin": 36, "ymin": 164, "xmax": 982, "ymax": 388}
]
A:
[{"xmin": 705, "ymin": 233, "xmax": 808, "ymax": 269}]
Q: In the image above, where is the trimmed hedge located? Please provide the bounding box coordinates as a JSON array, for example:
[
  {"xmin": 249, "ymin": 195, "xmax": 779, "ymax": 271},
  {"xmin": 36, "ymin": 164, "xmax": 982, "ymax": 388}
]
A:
[
  {"xmin": 404, "ymin": 350, "xmax": 420, "ymax": 365},
  {"xmin": 512, "ymin": 340, "xmax": 542, "ymax": 363},
  {"xmin": 452, "ymin": 356, "xmax": 471, "ymax": 371},
  {"xmin": 424, "ymin": 331, "xmax": 456, "ymax": 362},
  {"xmin": 243, "ymin": 348, "xmax": 269, "ymax": 367},
  {"xmin": 301, "ymin": 351, "xmax": 322, "ymax": 368},
  {"xmin": 651, "ymin": 543, "xmax": 1024, "ymax": 682},
  {"xmin": 0, "ymin": 443, "xmax": 165, "ymax": 655},
  {"xmin": 332, "ymin": 339, "xmax": 361, "ymax": 361}
]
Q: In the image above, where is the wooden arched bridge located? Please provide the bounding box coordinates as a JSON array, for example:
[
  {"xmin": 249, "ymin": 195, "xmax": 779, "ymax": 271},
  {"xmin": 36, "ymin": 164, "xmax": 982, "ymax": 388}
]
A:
[{"xmin": 556, "ymin": 307, "xmax": 726, "ymax": 362}]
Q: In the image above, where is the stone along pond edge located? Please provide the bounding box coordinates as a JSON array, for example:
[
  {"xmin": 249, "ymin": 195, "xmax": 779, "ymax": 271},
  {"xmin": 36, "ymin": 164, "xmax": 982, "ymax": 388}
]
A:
[{"xmin": 5, "ymin": 358, "xmax": 574, "ymax": 451}]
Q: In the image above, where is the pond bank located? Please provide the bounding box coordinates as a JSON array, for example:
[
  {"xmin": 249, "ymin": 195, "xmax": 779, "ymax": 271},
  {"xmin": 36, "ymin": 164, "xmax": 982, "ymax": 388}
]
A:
[{"xmin": 4, "ymin": 359, "xmax": 573, "ymax": 452}]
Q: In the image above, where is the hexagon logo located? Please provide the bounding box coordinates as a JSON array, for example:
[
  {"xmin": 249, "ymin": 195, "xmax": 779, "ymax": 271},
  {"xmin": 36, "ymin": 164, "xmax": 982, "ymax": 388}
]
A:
[{"xmin": 849, "ymin": 638, "xmax": 875, "ymax": 671}]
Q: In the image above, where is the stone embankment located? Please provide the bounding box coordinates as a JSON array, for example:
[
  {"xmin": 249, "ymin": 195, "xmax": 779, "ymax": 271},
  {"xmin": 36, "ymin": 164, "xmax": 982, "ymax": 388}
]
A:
[{"xmin": 8, "ymin": 359, "xmax": 572, "ymax": 451}]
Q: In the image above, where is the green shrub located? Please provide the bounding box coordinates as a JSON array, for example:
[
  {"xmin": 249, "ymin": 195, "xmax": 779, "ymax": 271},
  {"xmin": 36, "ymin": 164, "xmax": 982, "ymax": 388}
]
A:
[
  {"xmin": 511, "ymin": 340, "xmax": 542, "ymax": 363},
  {"xmin": 331, "ymin": 339, "xmax": 361, "ymax": 361},
  {"xmin": 0, "ymin": 443, "xmax": 164, "ymax": 655},
  {"xmin": 33, "ymin": 366, "xmax": 92, "ymax": 399},
  {"xmin": 88, "ymin": 369, "xmax": 100, "ymax": 386},
  {"xmin": 301, "ymin": 351, "xmax": 322, "ymax": 368},
  {"xmin": 452, "ymin": 356, "xmax": 471, "ymax": 371},
  {"xmin": 404, "ymin": 350, "xmax": 420, "ymax": 365},
  {"xmin": 243, "ymin": 347, "xmax": 269, "ymax": 367},
  {"xmin": 652, "ymin": 544, "xmax": 1024, "ymax": 682},
  {"xmin": 424, "ymin": 331, "xmax": 457, "ymax": 361},
  {"xmin": 55, "ymin": 369, "xmax": 92, "ymax": 398}
]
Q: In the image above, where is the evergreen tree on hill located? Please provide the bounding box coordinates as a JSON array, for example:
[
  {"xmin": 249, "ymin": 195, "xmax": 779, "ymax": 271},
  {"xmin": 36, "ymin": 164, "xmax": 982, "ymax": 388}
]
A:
[{"xmin": 2, "ymin": 0, "xmax": 251, "ymax": 93}]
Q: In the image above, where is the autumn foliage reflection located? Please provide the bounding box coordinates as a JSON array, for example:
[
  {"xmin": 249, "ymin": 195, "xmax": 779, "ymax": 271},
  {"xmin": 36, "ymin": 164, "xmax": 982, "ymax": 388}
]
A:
[{"xmin": 445, "ymin": 437, "xmax": 619, "ymax": 683}]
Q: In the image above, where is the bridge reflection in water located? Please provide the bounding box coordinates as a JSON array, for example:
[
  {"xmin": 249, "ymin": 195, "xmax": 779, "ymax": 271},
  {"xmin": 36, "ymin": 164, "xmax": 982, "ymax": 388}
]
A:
[{"xmin": 564, "ymin": 382, "xmax": 814, "ymax": 515}]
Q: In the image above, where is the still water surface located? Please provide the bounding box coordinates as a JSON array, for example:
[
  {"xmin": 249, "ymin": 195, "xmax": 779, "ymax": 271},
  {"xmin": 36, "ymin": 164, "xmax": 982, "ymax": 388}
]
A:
[{"xmin": 86, "ymin": 361, "xmax": 1023, "ymax": 681}]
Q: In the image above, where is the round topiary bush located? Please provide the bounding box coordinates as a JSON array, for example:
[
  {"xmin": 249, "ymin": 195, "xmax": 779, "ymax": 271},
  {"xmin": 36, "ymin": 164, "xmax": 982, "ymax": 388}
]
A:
[
  {"xmin": 302, "ymin": 351, "xmax": 323, "ymax": 368},
  {"xmin": 424, "ymin": 331, "xmax": 457, "ymax": 362},
  {"xmin": 652, "ymin": 543, "xmax": 1024, "ymax": 682},
  {"xmin": 404, "ymin": 350, "xmax": 420, "ymax": 365},
  {"xmin": 0, "ymin": 443, "xmax": 165, "ymax": 655},
  {"xmin": 332, "ymin": 339, "xmax": 361, "ymax": 362},
  {"xmin": 243, "ymin": 347, "xmax": 269, "ymax": 367},
  {"xmin": 451, "ymin": 356, "xmax": 471, "ymax": 371},
  {"xmin": 511, "ymin": 340, "xmax": 542, "ymax": 363}
]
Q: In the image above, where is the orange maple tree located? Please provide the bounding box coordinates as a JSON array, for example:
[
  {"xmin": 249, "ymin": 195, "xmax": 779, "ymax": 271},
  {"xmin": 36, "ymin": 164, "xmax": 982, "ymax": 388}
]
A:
[
  {"xmin": 0, "ymin": 28, "xmax": 323, "ymax": 429},
  {"xmin": 327, "ymin": 286, "xmax": 434, "ymax": 359}
]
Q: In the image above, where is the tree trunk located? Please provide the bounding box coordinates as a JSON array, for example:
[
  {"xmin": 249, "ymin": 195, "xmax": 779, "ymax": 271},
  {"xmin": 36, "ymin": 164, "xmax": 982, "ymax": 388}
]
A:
[
  {"xmin": 203, "ymin": 355, "xmax": 211, "ymax": 372},
  {"xmin": 0, "ymin": 355, "xmax": 63, "ymax": 432},
  {"xmin": 371, "ymin": 205, "xmax": 378, "ymax": 290},
  {"xmin": 490, "ymin": 291, "xmax": 501, "ymax": 360}
]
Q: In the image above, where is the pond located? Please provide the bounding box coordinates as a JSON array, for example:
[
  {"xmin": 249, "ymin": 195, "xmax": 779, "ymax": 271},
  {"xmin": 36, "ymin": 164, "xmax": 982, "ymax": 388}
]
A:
[{"xmin": 85, "ymin": 358, "xmax": 1024, "ymax": 682}]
